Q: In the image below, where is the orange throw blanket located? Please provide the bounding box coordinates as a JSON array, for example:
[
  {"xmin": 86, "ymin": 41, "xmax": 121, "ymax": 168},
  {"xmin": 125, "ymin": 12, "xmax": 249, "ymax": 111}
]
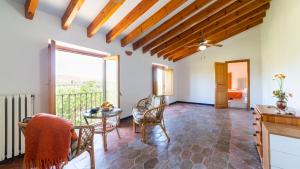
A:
[{"xmin": 24, "ymin": 113, "xmax": 76, "ymax": 169}]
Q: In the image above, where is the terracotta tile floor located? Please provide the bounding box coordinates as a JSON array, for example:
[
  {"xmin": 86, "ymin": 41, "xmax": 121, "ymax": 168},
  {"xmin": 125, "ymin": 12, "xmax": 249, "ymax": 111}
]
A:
[{"xmin": 0, "ymin": 103, "xmax": 261, "ymax": 169}]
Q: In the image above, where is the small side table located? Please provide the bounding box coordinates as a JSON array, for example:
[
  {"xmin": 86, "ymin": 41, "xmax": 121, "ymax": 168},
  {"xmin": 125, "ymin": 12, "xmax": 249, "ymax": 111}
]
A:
[{"xmin": 83, "ymin": 108, "xmax": 122, "ymax": 151}]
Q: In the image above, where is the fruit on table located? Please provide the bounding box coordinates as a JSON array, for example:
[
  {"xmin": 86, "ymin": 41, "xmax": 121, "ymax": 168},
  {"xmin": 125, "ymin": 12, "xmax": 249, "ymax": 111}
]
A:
[{"xmin": 101, "ymin": 101, "xmax": 113, "ymax": 110}]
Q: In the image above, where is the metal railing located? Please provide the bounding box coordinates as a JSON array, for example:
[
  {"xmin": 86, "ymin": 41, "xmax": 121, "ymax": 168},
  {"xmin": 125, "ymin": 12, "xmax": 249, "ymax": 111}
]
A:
[{"xmin": 56, "ymin": 92, "xmax": 103, "ymax": 125}]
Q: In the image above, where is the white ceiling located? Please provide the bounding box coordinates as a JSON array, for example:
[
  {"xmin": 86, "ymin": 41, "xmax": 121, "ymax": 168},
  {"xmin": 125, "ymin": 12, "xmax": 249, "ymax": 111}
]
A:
[{"xmin": 14, "ymin": 0, "xmax": 213, "ymax": 41}]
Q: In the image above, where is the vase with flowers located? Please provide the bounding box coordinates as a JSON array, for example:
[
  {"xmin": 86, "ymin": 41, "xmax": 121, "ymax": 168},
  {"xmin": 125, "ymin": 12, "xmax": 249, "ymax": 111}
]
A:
[{"xmin": 272, "ymin": 74, "xmax": 292, "ymax": 110}]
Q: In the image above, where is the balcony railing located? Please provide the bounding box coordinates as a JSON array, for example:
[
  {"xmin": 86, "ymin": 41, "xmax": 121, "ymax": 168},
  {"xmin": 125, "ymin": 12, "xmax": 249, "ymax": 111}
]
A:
[{"xmin": 56, "ymin": 92, "xmax": 103, "ymax": 125}]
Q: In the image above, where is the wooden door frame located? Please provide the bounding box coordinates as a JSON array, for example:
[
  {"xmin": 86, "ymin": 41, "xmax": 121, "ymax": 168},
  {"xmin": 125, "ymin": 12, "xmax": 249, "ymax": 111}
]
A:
[{"xmin": 225, "ymin": 59, "xmax": 250, "ymax": 110}]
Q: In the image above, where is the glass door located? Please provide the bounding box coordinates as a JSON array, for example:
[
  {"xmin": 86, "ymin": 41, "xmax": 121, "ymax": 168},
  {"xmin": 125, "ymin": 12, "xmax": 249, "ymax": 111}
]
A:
[{"xmin": 104, "ymin": 56, "xmax": 120, "ymax": 107}]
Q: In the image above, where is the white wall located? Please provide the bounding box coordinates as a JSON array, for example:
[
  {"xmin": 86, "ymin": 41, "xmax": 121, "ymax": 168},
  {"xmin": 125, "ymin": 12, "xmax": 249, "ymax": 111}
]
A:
[
  {"xmin": 228, "ymin": 62, "xmax": 248, "ymax": 90},
  {"xmin": 176, "ymin": 27, "xmax": 262, "ymax": 107},
  {"xmin": 0, "ymin": 0, "xmax": 177, "ymax": 118},
  {"xmin": 261, "ymin": 0, "xmax": 300, "ymax": 110}
]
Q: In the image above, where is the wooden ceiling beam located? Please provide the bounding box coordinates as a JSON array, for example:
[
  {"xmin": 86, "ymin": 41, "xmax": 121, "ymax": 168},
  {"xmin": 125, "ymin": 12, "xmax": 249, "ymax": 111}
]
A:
[
  {"xmin": 172, "ymin": 19, "xmax": 263, "ymax": 62},
  {"xmin": 161, "ymin": 3, "xmax": 270, "ymax": 59},
  {"xmin": 162, "ymin": 2, "xmax": 270, "ymax": 58},
  {"xmin": 25, "ymin": 0, "xmax": 39, "ymax": 20},
  {"xmin": 145, "ymin": 0, "xmax": 236, "ymax": 54},
  {"xmin": 208, "ymin": 15, "xmax": 265, "ymax": 41},
  {"xmin": 169, "ymin": 46, "xmax": 199, "ymax": 61},
  {"xmin": 172, "ymin": 47, "xmax": 200, "ymax": 61},
  {"xmin": 172, "ymin": 18, "xmax": 264, "ymax": 61},
  {"xmin": 61, "ymin": 0, "xmax": 85, "ymax": 30},
  {"xmin": 151, "ymin": 0, "xmax": 269, "ymax": 56},
  {"xmin": 164, "ymin": 39, "xmax": 201, "ymax": 60},
  {"xmin": 87, "ymin": 0, "xmax": 125, "ymax": 37},
  {"xmin": 164, "ymin": 39, "xmax": 200, "ymax": 59},
  {"xmin": 169, "ymin": 17, "xmax": 264, "ymax": 61},
  {"xmin": 132, "ymin": 0, "xmax": 213, "ymax": 50},
  {"xmin": 166, "ymin": 37, "xmax": 207, "ymax": 60},
  {"xmin": 106, "ymin": 0, "xmax": 159, "ymax": 43},
  {"xmin": 121, "ymin": 0, "xmax": 188, "ymax": 47}
]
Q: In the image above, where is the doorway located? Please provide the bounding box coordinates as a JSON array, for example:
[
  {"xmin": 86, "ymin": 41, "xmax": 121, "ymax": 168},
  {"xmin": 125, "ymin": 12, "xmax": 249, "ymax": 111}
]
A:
[
  {"xmin": 227, "ymin": 60, "xmax": 249, "ymax": 109},
  {"xmin": 215, "ymin": 59, "xmax": 250, "ymax": 110}
]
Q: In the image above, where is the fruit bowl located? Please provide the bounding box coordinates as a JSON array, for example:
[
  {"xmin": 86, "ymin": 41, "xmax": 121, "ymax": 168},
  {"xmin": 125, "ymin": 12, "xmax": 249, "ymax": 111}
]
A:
[{"xmin": 101, "ymin": 101, "xmax": 113, "ymax": 111}]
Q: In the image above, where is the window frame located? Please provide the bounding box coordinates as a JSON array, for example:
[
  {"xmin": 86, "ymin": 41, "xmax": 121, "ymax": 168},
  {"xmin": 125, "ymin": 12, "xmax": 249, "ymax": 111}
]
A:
[
  {"xmin": 152, "ymin": 64, "xmax": 174, "ymax": 96},
  {"xmin": 48, "ymin": 40, "xmax": 120, "ymax": 114}
]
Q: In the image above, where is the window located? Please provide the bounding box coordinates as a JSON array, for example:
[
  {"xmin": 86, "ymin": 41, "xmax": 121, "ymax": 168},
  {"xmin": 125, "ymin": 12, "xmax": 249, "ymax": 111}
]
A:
[
  {"xmin": 48, "ymin": 40, "xmax": 119, "ymax": 123},
  {"xmin": 152, "ymin": 64, "xmax": 174, "ymax": 96}
]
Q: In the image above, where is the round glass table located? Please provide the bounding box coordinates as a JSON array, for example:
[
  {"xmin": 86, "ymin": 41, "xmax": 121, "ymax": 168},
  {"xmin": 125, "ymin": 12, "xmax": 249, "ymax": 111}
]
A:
[{"xmin": 83, "ymin": 108, "xmax": 122, "ymax": 151}]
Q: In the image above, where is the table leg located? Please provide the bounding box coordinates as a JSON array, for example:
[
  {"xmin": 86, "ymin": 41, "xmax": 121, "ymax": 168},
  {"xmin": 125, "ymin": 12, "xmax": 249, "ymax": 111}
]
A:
[
  {"xmin": 116, "ymin": 127, "xmax": 121, "ymax": 139},
  {"xmin": 84, "ymin": 117, "xmax": 89, "ymax": 125},
  {"xmin": 102, "ymin": 133, "xmax": 107, "ymax": 151},
  {"xmin": 102, "ymin": 116, "xmax": 107, "ymax": 151},
  {"xmin": 116, "ymin": 113, "xmax": 121, "ymax": 139}
]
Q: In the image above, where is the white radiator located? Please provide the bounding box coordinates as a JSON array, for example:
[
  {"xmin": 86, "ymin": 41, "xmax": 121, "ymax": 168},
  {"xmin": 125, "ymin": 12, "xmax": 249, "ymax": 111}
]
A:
[{"xmin": 0, "ymin": 94, "xmax": 35, "ymax": 161}]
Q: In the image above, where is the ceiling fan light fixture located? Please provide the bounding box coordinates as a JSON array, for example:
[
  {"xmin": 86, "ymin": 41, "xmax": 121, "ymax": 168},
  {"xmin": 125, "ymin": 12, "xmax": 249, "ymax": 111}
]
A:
[{"xmin": 199, "ymin": 45, "xmax": 207, "ymax": 51}]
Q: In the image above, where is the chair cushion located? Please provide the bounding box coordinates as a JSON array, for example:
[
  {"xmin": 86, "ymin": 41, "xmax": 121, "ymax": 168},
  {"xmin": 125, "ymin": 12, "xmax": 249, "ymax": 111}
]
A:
[
  {"xmin": 132, "ymin": 107, "xmax": 144, "ymax": 123},
  {"xmin": 133, "ymin": 95, "xmax": 165, "ymax": 123},
  {"xmin": 151, "ymin": 95, "xmax": 164, "ymax": 107},
  {"xmin": 69, "ymin": 128, "xmax": 80, "ymax": 160},
  {"xmin": 69, "ymin": 139, "xmax": 78, "ymax": 160}
]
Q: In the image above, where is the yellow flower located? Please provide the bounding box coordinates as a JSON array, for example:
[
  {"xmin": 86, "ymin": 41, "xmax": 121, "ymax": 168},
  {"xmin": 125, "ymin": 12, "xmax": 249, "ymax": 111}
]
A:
[{"xmin": 274, "ymin": 73, "xmax": 286, "ymax": 79}]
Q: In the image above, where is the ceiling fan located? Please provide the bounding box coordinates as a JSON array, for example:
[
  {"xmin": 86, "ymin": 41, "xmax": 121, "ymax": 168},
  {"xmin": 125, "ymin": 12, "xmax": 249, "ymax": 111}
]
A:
[{"xmin": 186, "ymin": 33, "xmax": 223, "ymax": 51}]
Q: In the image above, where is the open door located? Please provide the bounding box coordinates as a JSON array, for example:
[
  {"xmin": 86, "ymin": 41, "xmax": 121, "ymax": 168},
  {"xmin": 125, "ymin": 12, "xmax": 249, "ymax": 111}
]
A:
[
  {"xmin": 215, "ymin": 62, "xmax": 228, "ymax": 109},
  {"xmin": 104, "ymin": 55, "xmax": 120, "ymax": 107},
  {"xmin": 48, "ymin": 40, "xmax": 56, "ymax": 114}
]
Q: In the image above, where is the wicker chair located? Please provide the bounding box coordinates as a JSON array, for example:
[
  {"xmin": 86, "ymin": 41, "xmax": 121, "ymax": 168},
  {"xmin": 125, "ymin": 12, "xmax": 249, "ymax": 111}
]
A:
[
  {"xmin": 18, "ymin": 118, "xmax": 95, "ymax": 169},
  {"xmin": 132, "ymin": 95, "xmax": 170, "ymax": 143}
]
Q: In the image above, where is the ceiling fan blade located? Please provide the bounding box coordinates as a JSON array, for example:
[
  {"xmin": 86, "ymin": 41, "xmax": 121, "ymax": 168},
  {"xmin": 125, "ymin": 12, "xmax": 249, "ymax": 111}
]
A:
[
  {"xmin": 213, "ymin": 44, "xmax": 223, "ymax": 47},
  {"xmin": 207, "ymin": 43, "xmax": 223, "ymax": 47}
]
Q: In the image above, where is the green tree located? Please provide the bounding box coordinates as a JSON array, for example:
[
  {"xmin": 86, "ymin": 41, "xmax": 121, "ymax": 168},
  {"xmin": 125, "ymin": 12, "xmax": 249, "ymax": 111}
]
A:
[{"xmin": 56, "ymin": 81, "xmax": 103, "ymax": 125}]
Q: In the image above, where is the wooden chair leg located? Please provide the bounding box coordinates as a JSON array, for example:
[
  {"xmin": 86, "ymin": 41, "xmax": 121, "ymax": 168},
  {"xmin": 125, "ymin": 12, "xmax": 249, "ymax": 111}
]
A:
[
  {"xmin": 133, "ymin": 121, "xmax": 136, "ymax": 133},
  {"xmin": 116, "ymin": 127, "xmax": 121, "ymax": 139},
  {"xmin": 160, "ymin": 124, "xmax": 170, "ymax": 142},
  {"xmin": 87, "ymin": 148, "xmax": 95, "ymax": 169},
  {"xmin": 134, "ymin": 121, "xmax": 143, "ymax": 133},
  {"xmin": 162, "ymin": 118, "xmax": 167, "ymax": 129},
  {"xmin": 141, "ymin": 124, "xmax": 146, "ymax": 143}
]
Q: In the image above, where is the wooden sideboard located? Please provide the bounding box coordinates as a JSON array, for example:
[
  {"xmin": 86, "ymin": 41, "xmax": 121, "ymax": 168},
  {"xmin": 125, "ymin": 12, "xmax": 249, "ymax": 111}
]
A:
[
  {"xmin": 262, "ymin": 122, "xmax": 300, "ymax": 169},
  {"xmin": 253, "ymin": 105, "xmax": 300, "ymax": 164}
]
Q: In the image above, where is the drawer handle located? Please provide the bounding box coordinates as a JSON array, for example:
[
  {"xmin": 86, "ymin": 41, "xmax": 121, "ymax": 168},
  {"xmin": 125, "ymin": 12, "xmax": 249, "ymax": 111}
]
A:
[
  {"xmin": 253, "ymin": 123, "xmax": 257, "ymax": 125},
  {"xmin": 253, "ymin": 134, "xmax": 257, "ymax": 136}
]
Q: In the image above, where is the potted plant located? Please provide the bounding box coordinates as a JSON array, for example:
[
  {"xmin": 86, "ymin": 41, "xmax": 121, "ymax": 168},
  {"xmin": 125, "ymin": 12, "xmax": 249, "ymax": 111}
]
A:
[{"xmin": 273, "ymin": 74, "xmax": 292, "ymax": 110}]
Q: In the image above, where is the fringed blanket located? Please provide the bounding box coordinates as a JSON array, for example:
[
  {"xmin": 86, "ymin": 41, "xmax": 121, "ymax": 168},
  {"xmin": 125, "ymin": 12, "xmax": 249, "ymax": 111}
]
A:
[{"xmin": 24, "ymin": 113, "xmax": 77, "ymax": 169}]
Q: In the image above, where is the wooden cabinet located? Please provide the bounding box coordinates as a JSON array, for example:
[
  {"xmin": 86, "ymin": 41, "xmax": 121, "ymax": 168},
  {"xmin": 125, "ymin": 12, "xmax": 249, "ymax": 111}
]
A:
[
  {"xmin": 262, "ymin": 122, "xmax": 300, "ymax": 169},
  {"xmin": 253, "ymin": 108, "xmax": 263, "ymax": 160},
  {"xmin": 253, "ymin": 105, "xmax": 300, "ymax": 168}
]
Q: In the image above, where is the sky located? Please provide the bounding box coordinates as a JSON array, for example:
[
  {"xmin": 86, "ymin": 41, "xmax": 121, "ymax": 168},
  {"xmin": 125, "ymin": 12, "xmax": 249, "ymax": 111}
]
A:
[{"xmin": 56, "ymin": 50, "xmax": 103, "ymax": 81}]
